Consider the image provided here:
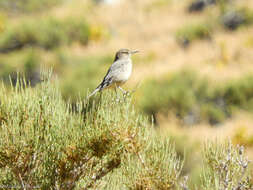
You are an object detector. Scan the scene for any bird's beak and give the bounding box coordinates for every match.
[130,50,139,54]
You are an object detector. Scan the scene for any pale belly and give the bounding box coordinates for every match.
[114,62,132,85]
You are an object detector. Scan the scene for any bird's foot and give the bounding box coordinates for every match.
[123,91,130,97]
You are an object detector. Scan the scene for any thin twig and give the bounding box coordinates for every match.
[19,173,26,190]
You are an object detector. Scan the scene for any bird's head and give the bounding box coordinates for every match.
[114,49,139,61]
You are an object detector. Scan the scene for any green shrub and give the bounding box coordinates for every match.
[0,17,90,52]
[177,2,253,44]
[201,141,253,190]
[233,127,253,148]
[0,70,183,189]
[220,7,253,30]
[139,71,213,124]
[101,135,183,190]
[145,0,172,12]
[139,71,253,125]
[243,7,253,25]
[0,48,41,86]
[0,0,62,14]
[0,70,252,189]
[0,48,113,99]
[216,0,231,14]
[175,23,212,46]
[223,76,253,110]
[58,53,113,100]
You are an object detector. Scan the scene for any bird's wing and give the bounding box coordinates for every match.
[98,59,128,90]
[88,59,129,98]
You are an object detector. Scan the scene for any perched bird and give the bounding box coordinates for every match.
[88,49,139,98]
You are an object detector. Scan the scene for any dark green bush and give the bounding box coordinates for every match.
[0,48,113,100]
[58,53,113,100]
[0,0,62,14]
[139,71,253,125]
[140,71,198,117]
[0,48,41,86]
[0,70,184,189]
[175,23,212,47]
[221,8,253,30]
[0,17,90,52]
[243,7,253,25]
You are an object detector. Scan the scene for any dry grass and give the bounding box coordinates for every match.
[157,111,253,159]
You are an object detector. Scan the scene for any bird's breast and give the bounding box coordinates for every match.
[123,61,132,79]
[116,60,132,83]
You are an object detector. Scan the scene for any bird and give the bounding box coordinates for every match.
[88,49,139,98]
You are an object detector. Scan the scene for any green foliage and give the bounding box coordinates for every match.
[233,127,253,148]
[175,22,212,46]
[145,0,172,12]
[221,75,253,112]
[120,137,182,190]
[0,71,252,189]
[139,71,198,117]
[0,17,90,52]
[58,53,113,100]
[243,7,253,25]
[179,1,253,45]
[216,0,231,14]
[139,71,253,125]
[201,141,253,190]
[0,70,184,189]
[0,48,113,100]
[0,0,62,14]
[0,48,41,86]
[220,7,253,30]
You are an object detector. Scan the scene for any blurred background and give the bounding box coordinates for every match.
[0,0,253,185]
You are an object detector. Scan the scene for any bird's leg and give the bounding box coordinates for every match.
[114,85,120,102]
[118,86,127,94]
[118,86,130,98]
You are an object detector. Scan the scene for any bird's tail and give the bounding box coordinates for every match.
[87,85,101,99]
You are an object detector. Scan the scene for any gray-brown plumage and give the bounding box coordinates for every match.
[88,49,139,98]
